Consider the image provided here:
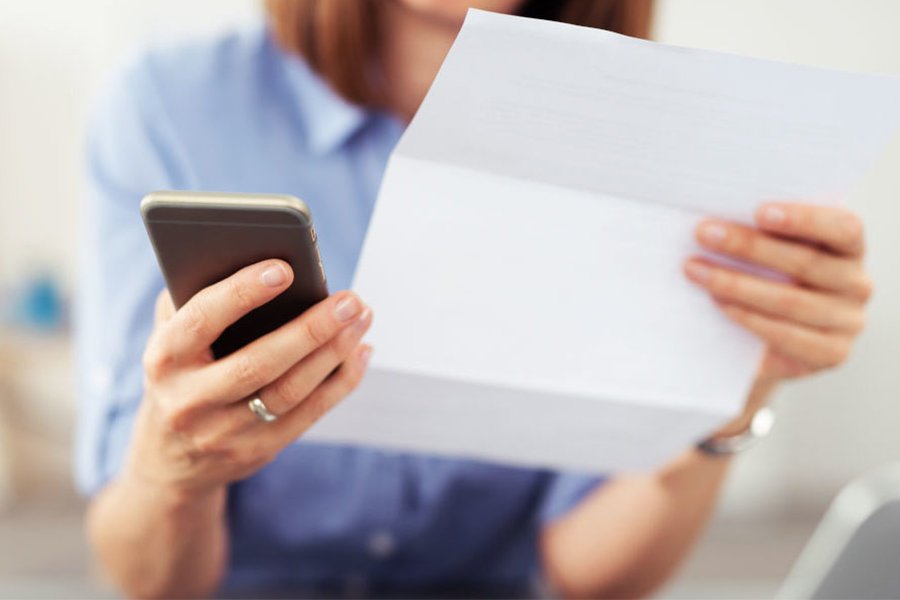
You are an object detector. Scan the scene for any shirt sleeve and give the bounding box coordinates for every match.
[539,471,607,525]
[74,53,193,495]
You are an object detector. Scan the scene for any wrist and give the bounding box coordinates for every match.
[696,377,778,457]
[118,463,226,516]
[712,408,756,439]
[122,401,227,512]
[712,377,778,439]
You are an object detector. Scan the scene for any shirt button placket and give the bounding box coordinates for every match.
[363,451,404,564]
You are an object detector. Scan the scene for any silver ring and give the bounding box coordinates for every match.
[248,397,278,423]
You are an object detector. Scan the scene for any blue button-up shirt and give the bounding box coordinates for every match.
[75,20,604,596]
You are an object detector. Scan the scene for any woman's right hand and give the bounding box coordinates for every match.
[124,258,373,498]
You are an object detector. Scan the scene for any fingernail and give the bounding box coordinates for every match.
[699,222,727,246]
[685,261,713,283]
[334,295,362,322]
[760,205,786,226]
[261,264,287,287]
[352,307,372,332]
[359,345,373,366]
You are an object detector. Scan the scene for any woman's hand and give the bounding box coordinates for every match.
[684,203,871,384]
[544,203,872,599]
[125,258,373,498]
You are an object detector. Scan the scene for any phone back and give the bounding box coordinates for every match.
[141,191,328,358]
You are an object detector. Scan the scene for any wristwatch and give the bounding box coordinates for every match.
[696,405,776,456]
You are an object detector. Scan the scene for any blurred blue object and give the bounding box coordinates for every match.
[8,272,67,332]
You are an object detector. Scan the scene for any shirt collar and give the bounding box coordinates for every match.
[275,38,371,156]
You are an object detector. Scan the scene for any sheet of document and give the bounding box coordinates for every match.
[305,9,900,472]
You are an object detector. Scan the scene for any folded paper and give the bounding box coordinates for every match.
[305,9,900,472]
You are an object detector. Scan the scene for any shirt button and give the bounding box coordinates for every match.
[367,530,396,559]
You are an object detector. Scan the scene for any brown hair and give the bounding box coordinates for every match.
[265,0,654,107]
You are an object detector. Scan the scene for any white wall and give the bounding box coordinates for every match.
[1,0,898,518]
[0,0,256,286]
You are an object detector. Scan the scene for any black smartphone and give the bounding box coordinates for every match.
[140,191,329,358]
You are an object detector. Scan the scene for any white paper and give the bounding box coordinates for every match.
[305,10,900,472]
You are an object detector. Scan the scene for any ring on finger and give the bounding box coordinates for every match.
[248,396,279,423]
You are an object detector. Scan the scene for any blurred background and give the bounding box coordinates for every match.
[1,0,898,597]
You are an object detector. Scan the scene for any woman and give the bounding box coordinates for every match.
[77,0,871,597]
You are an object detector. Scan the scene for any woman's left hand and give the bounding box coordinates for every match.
[684,202,872,383]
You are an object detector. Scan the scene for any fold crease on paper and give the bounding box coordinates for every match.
[305,9,900,473]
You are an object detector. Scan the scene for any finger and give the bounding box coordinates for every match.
[157,260,294,362]
[198,291,366,405]
[684,259,865,333]
[199,344,369,474]
[755,203,865,258]
[695,220,873,300]
[255,307,373,418]
[268,343,373,447]
[214,307,373,431]
[716,302,852,370]
[144,290,182,380]
[154,289,176,324]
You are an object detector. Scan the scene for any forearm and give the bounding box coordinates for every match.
[87,472,228,599]
[542,380,777,598]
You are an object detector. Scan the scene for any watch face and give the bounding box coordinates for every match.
[750,406,776,437]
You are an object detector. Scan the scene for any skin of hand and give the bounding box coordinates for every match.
[88,259,373,597]
[684,202,871,427]
[129,259,374,494]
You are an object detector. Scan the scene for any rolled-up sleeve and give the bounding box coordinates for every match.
[74,54,191,495]
[539,472,607,525]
